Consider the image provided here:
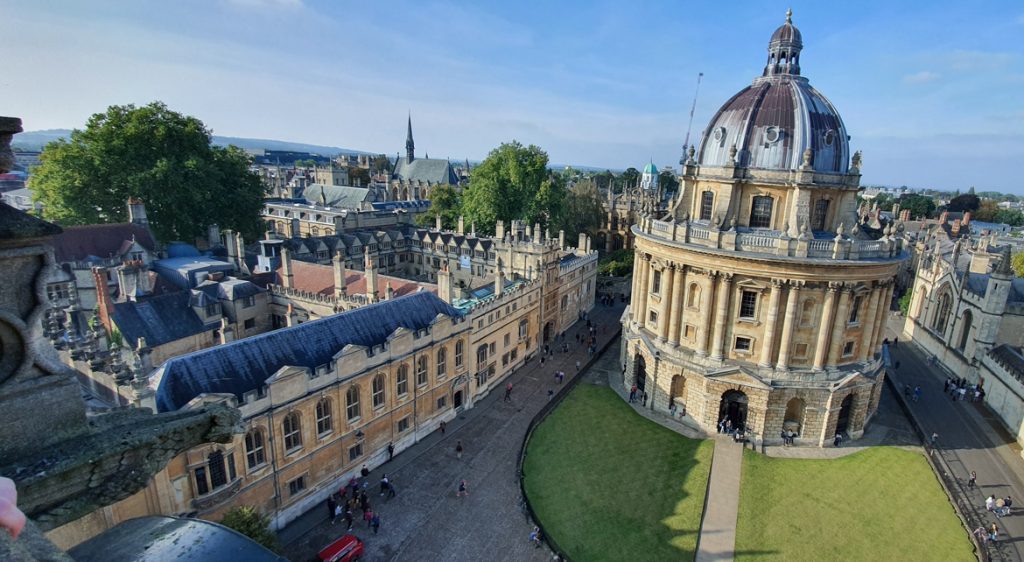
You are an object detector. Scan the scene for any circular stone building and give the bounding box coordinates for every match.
[620,11,906,446]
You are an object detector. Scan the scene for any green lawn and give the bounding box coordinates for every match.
[736,447,975,562]
[523,384,713,561]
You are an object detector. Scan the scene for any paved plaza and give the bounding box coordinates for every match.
[279,300,627,561]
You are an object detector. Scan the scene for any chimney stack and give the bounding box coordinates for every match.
[219,317,235,344]
[281,247,294,288]
[435,214,442,231]
[437,260,453,304]
[558,230,565,250]
[126,197,148,227]
[333,250,347,298]
[495,262,505,296]
[457,216,465,235]
[495,220,505,240]
[578,232,587,251]
[963,211,972,226]
[364,247,378,303]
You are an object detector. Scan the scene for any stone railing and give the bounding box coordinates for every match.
[639,216,904,261]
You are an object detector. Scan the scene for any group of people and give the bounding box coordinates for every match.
[902,384,922,402]
[944,376,985,403]
[627,384,648,406]
[985,494,1013,518]
[326,466,387,534]
[717,417,747,443]
[779,429,798,446]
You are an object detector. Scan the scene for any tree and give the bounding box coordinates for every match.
[461,141,559,234]
[371,154,391,174]
[556,179,605,242]
[220,506,280,553]
[658,170,679,193]
[618,167,640,191]
[946,193,980,213]
[994,209,1024,227]
[31,102,265,242]
[415,183,462,229]
[347,166,370,186]
[294,159,317,168]
[898,287,913,316]
[898,194,936,219]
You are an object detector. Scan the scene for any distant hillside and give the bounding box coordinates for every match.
[13,129,376,157]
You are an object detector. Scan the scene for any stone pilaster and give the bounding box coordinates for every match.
[859,284,882,362]
[710,273,733,360]
[668,264,686,346]
[697,272,717,356]
[776,282,801,369]
[658,265,675,341]
[636,255,651,329]
[759,279,784,367]
[813,284,839,370]
[827,287,853,365]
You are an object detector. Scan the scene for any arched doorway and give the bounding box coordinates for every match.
[784,397,805,436]
[543,322,553,343]
[836,394,855,435]
[634,354,647,393]
[453,390,463,408]
[719,390,748,430]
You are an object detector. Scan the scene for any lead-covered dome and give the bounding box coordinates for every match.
[697,10,850,174]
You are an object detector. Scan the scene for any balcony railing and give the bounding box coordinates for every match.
[637,216,904,261]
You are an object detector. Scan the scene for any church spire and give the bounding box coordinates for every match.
[406,112,415,163]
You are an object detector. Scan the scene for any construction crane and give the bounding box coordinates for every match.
[680,72,703,165]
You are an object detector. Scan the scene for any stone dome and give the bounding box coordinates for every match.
[643,162,658,175]
[696,10,850,174]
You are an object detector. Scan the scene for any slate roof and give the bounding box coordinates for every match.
[112,291,214,349]
[989,344,1024,383]
[392,157,459,185]
[154,292,461,412]
[51,223,155,262]
[302,184,374,208]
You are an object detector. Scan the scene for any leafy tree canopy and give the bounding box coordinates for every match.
[415,183,462,230]
[220,506,280,553]
[1012,252,1024,278]
[31,102,265,242]
[371,154,391,174]
[946,193,980,213]
[461,141,563,234]
[619,167,640,190]
[555,178,605,242]
[898,194,937,220]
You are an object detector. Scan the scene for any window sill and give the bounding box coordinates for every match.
[284,446,303,457]
[317,431,333,441]
[737,317,760,326]
[733,349,753,356]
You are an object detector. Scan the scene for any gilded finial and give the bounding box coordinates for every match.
[786,8,793,22]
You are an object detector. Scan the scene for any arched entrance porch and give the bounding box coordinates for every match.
[719,390,748,430]
[633,354,646,393]
[836,394,855,436]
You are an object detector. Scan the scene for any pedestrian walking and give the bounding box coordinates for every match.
[388,442,395,461]
[504,382,513,402]
[913,386,921,402]
[457,479,468,497]
[363,507,374,526]
[379,474,390,497]
[958,387,966,401]
[547,389,555,400]
[968,471,977,488]
[343,508,354,531]
[371,513,381,534]
[440,420,446,435]
[894,337,899,348]
[986,495,996,512]
[333,504,343,525]
[456,440,464,459]
[974,526,988,544]
[903,384,911,399]
[575,360,581,372]
[530,526,542,548]
[360,464,370,480]
[558,371,565,384]
[642,392,648,407]
[629,385,637,403]
[387,478,397,499]
[930,432,939,447]
[990,523,999,542]
[327,496,337,522]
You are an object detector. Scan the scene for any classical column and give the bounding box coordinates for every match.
[629,252,642,323]
[667,264,686,345]
[812,284,839,370]
[710,273,733,361]
[871,283,893,354]
[634,255,650,325]
[658,265,675,342]
[696,272,717,356]
[858,284,882,362]
[759,279,784,367]
[826,286,853,366]
[776,281,801,369]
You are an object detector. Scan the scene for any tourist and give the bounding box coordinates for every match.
[530,526,542,548]
[547,389,555,400]
[944,378,951,392]
[371,513,381,534]
[642,392,648,407]
[968,471,977,488]
[973,526,988,544]
[913,386,921,402]
[457,479,468,497]
[386,478,397,499]
[504,383,513,402]
[380,474,390,497]
[1001,496,1013,517]
[986,495,996,512]
[359,492,369,513]
[958,387,967,401]
[440,420,446,435]
[894,337,899,348]
[575,359,581,372]
[343,508,354,531]
[718,417,726,434]
[629,385,638,403]
[388,442,395,461]
[558,371,565,384]
[903,384,911,399]
[333,503,343,525]
[780,430,788,447]
[990,523,999,542]
[363,507,374,527]
[930,432,939,447]
[725,419,733,435]
[456,440,464,459]
[833,433,843,447]
[327,496,338,524]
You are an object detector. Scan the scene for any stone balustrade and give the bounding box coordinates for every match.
[638,216,903,261]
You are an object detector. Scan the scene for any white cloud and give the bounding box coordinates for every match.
[902,71,940,84]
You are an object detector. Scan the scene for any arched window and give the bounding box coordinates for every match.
[800,299,816,327]
[958,310,973,351]
[194,449,236,496]
[749,195,773,228]
[282,412,302,451]
[372,374,386,408]
[687,283,701,308]
[455,340,464,368]
[315,398,332,436]
[416,356,429,386]
[437,348,447,378]
[700,191,714,221]
[932,291,952,334]
[346,386,361,421]
[477,344,488,364]
[244,429,266,470]
[812,199,830,231]
[396,364,409,396]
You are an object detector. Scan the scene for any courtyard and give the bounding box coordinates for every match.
[523,384,714,561]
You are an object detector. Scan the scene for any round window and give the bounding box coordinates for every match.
[713,127,726,142]
[824,129,835,146]
[764,127,781,143]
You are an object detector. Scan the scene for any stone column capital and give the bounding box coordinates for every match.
[770,278,785,289]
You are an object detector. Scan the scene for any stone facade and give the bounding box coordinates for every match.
[619,14,905,447]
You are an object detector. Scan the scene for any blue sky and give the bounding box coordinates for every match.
[2,0,1022,192]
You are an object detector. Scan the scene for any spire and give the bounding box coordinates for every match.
[406,112,415,163]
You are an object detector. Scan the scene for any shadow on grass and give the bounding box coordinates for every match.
[523,385,713,561]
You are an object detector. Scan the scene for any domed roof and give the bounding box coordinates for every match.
[643,162,658,174]
[696,10,850,174]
